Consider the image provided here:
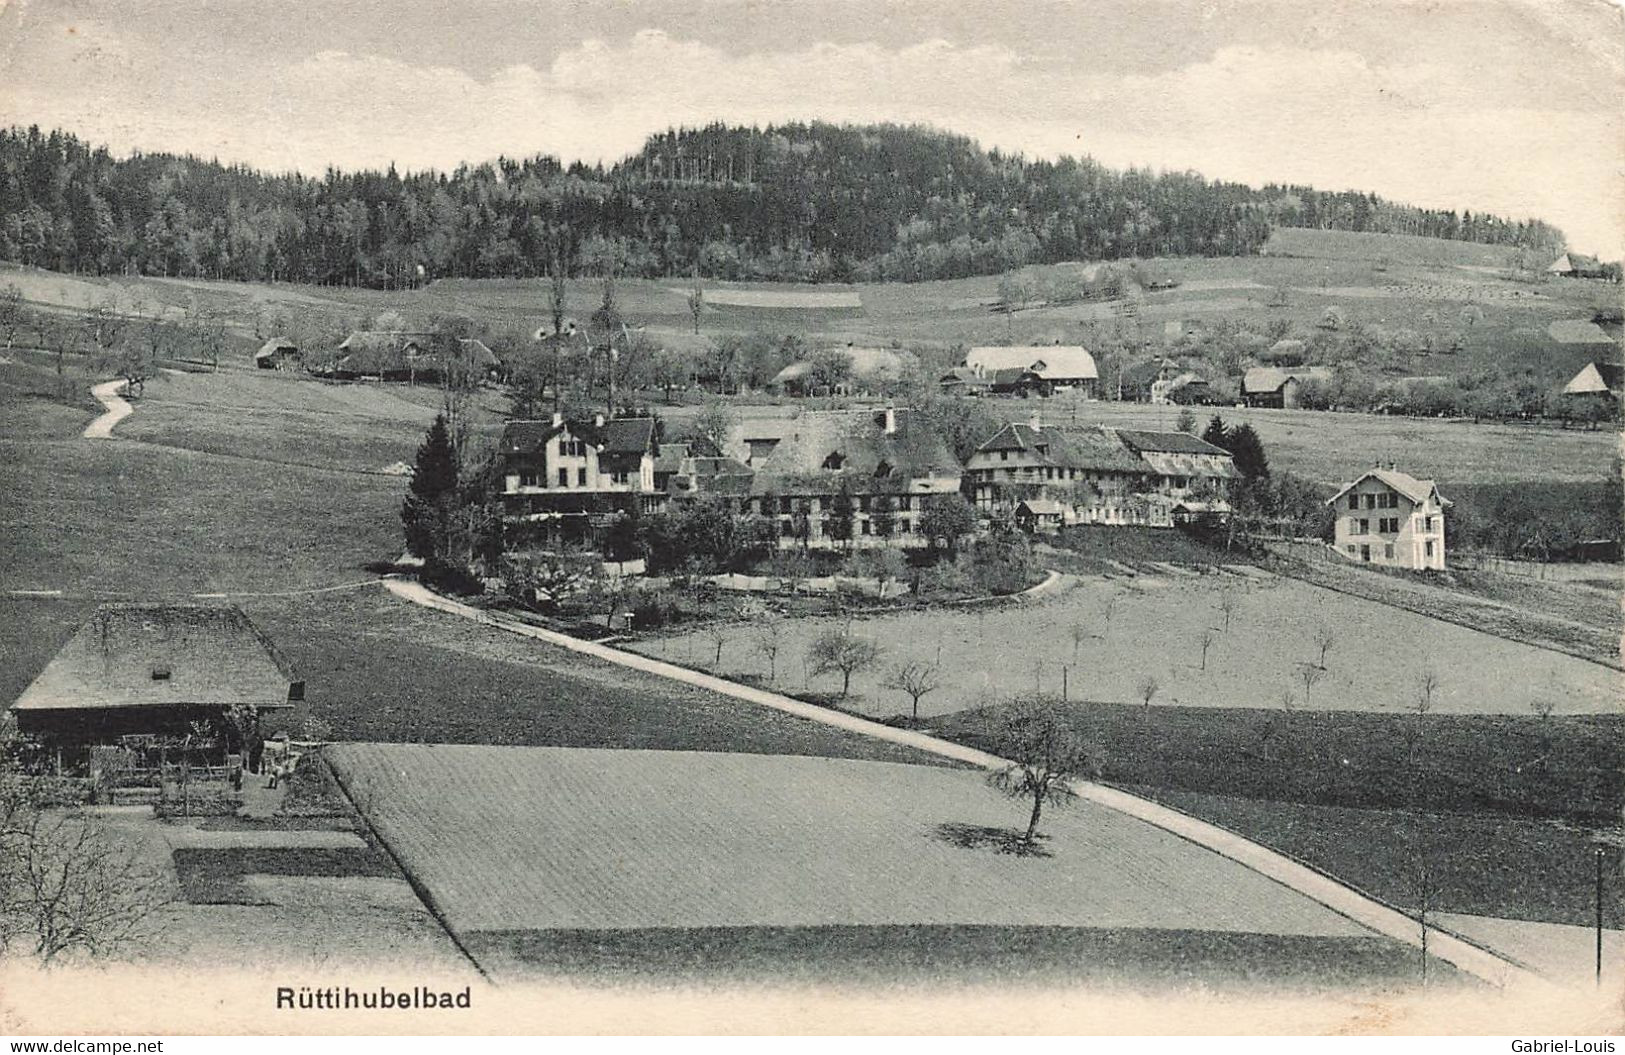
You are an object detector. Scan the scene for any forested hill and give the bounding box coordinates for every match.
[0,122,1566,289]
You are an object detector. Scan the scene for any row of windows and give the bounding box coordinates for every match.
[1347,515,1437,535]
[748,495,915,514]
[1348,491,1401,510]
[777,518,918,537]
[1346,540,1437,559]
[516,467,637,489]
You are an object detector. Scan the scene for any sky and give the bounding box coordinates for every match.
[1,0,1621,256]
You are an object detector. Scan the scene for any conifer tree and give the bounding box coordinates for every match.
[401,413,459,561]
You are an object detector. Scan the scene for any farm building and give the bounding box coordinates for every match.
[499,414,662,542]
[1118,358,1180,402]
[962,345,1098,397]
[769,345,917,396]
[1562,361,1623,400]
[965,421,1230,528]
[1547,252,1612,279]
[1014,498,1065,534]
[1151,371,1211,405]
[1115,430,1237,502]
[938,366,994,396]
[696,407,962,548]
[1327,465,1449,570]
[253,337,301,370]
[1242,366,1332,409]
[320,331,500,382]
[10,604,302,755]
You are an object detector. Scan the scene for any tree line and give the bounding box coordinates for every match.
[0,122,1567,288]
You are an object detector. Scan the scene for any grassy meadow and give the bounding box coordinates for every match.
[627,569,1621,720]
[329,742,1444,988]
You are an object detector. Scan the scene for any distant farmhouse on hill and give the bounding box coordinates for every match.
[253,337,301,370]
[315,331,499,383]
[1242,366,1333,409]
[1562,361,1623,400]
[961,345,1099,398]
[1547,252,1611,279]
[770,345,917,397]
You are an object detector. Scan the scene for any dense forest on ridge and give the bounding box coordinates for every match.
[0,122,1568,288]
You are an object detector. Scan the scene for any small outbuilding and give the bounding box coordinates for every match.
[254,337,301,370]
[1014,498,1066,535]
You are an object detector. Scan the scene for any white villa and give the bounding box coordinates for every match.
[1327,466,1450,570]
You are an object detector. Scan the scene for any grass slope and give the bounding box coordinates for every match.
[329,743,1437,987]
[936,703,1622,825]
[249,590,939,763]
[1148,790,1619,929]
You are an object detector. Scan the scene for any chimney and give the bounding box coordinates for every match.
[1030,408,1043,431]
[882,404,897,435]
[551,412,563,428]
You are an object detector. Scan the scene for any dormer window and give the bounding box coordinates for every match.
[822,451,846,470]
[151,666,171,681]
[874,460,893,478]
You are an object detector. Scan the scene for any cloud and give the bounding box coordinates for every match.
[1,21,1619,254]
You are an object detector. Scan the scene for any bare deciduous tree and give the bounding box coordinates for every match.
[1415,670,1440,717]
[1312,624,1336,669]
[807,628,883,699]
[1136,675,1160,711]
[1298,663,1324,707]
[1218,591,1239,631]
[884,660,942,721]
[1069,620,1090,663]
[752,621,783,683]
[985,697,1099,847]
[1,741,168,964]
[1198,629,1217,671]
[702,622,730,667]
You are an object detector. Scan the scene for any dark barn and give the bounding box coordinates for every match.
[10,603,302,754]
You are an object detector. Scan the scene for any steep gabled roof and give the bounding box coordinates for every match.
[14,604,299,713]
[965,346,1098,380]
[653,443,691,474]
[1115,430,1231,457]
[974,424,1150,473]
[1326,468,1451,508]
[501,417,656,457]
[1243,365,1332,394]
[254,337,298,360]
[751,408,958,490]
[1564,362,1625,395]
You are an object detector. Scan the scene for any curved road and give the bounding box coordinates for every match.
[383,576,1552,993]
[84,378,133,438]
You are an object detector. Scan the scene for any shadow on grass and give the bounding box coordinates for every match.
[466,924,1462,991]
[932,821,1053,858]
[172,846,395,904]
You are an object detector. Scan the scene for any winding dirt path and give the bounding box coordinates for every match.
[83,378,133,438]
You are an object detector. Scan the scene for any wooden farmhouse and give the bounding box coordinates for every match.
[10,604,302,762]
[962,345,1099,398]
